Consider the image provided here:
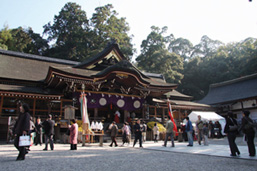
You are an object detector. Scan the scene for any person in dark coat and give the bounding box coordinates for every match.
[34,117,43,146]
[109,121,118,147]
[224,111,240,156]
[133,119,143,148]
[239,111,256,157]
[42,114,55,151]
[13,103,31,161]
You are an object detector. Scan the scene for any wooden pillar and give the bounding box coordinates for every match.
[124,110,128,122]
[94,108,98,120]
[162,108,165,122]
[0,96,3,116]
[33,98,36,118]
[142,106,145,119]
[60,99,63,118]
[154,106,157,118]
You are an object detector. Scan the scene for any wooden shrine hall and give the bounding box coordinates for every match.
[0,42,211,141]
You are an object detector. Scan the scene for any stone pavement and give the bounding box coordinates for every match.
[0,137,256,171]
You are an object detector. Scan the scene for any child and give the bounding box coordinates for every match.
[153,123,159,143]
[202,123,209,146]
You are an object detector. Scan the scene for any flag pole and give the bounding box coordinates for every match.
[167,99,178,136]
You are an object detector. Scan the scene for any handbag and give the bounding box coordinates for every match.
[229,125,238,131]
[19,135,31,147]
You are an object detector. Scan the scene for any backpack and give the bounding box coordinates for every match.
[244,118,255,130]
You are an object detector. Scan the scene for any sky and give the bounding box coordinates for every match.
[1,0,257,60]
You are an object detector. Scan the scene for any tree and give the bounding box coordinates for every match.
[24,28,49,55]
[0,26,48,55]
[191,35,224,58]
[90,4,134,60]
[43,2,90,60]
[136,26,183,83]
[168,37,194,61]
[8,27,31,52]
[0,25,12,50]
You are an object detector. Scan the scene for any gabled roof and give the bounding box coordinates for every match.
[198,73,257,105]
[74,43,126,69]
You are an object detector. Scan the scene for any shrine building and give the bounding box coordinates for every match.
[0,42,212,140]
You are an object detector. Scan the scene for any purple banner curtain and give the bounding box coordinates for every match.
[73,92,144,112]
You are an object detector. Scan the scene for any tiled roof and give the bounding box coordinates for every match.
[198,73,257,105]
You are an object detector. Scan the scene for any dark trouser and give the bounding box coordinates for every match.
[164,132,174,147]
[154,134,158,142]
[70,144,77,150]
[133,133,142,147]
[35,132,42,145]
[246,134,256,156]
[197,129,202,144]
[110,136,118,146]
[14,135,27,159]
[227,132,240,155]
[44,134,54,150]
[122,133,128,144]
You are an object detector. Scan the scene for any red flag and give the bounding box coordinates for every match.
[167,101,178,136]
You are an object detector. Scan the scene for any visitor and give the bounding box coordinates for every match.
[208,121,214,138]
[109,121,118,147]
[153,123,159,143]
[133,119,143,148]
[163,116,175,147]
[202,123,209,146]
[69,119,78,150]
[224,111,240,157]
[196,115,203,145]
[239,111,256,157]
[34,117,43,146]
[121,122,130,146]
[13,103,30,161]
[185,117,193,147]
[42,114,55,151]
[142,121,147,142]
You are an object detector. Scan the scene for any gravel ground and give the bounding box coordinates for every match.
[0,140,257,171]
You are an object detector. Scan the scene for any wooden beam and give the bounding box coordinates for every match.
[0,96,3,116]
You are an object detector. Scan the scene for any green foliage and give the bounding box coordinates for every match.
[178,37,257,100]
[136,26,183,84]
[43,2,89,60]
[90,4,134,60]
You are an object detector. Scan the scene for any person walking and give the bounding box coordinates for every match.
[69,119,78,150]
[121,122,130,146]
[239,111,256,157]
[133,119,143,148]
[109,121,118,147]
[13,103,31,161]
[224,111,240,157]
[196,115,203,145]
[185,117,193,147]
[142,121,147,142]
[42,114,55,151]
[202,123,209,146]
[208,121,215,138]
[34,117,43,146]
[153,123,159,143]
[163,116,175,147]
